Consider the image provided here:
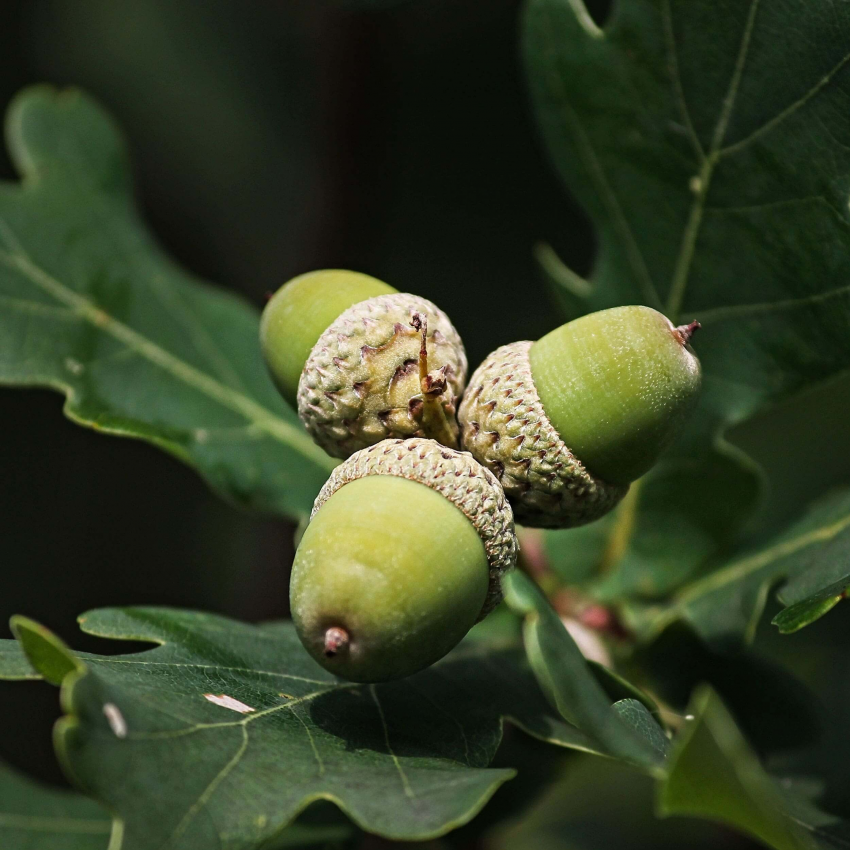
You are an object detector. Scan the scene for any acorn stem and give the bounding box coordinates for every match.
[411,313,458,449]
[324,627,349,657]
[413,313,433,392]
[675,320,701,345]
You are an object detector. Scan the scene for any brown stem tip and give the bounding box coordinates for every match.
[323,627,349,658]
[675,320,701,345]
[413,312,448,399]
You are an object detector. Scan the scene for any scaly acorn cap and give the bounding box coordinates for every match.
[458,340,628,529]
[297,293,468,459]
[311,437,517,619]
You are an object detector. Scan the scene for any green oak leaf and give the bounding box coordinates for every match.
[0,86,335,520]
[7,607,612,848]
[628,487,850,648]
[658,687,842,850]
[502,571,665,772]
[525,0,850,600]
[0,760,112,850]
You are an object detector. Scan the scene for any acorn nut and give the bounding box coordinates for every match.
[260,269,468,458]
[459,306,701,528]
[290,437,517,682]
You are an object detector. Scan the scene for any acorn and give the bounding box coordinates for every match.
[260,269,468,458]
[459,306,701,528]
[290,437,517,682]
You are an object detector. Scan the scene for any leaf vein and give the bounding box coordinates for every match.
[371,684,415,801]
[145,272,249,394]
[168,725,249,845]
[721,47,850,158]
[89,657,332,684]
[696,284,850,325]
[677,510,850,604]
[665,0,761,319]
[0,234,335,473]
[662,0,705,162]
[292,705,326,777]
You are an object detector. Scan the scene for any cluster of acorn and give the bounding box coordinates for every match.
[260,270,701,683]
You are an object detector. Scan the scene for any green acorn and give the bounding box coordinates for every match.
[459,306,701,528]
[290,438,517,682]
[260,269,467,458]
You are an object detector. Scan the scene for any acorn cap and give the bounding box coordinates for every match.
[458,341,628,529]
[298,294,468,459]
[312,437,517,618]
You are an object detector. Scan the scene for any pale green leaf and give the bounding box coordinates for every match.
[0,86,335,520]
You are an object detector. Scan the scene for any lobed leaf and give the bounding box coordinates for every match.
[525,0,850,604]
[0,86,335,521]
[627,487,850,647]
[6,606,611,848]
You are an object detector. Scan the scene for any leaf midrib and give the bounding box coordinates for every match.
[663,0,850,321]
[677,509,850,605]
[0,238,336,473]
[664,0,760,321]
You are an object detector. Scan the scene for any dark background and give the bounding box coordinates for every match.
[0,2,848,847]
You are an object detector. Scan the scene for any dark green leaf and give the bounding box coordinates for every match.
[629,487,850,648]
[658,688,812,850]
[524,0,850,600]
[640,624,821,757]
[0,86,335,520]
[0,760,111,850]
[10,607,600,847]
[612,699,669,760]
[502,570,663,771]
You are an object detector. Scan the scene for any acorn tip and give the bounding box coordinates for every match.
[324,626,349,658]
[675,320,701,345]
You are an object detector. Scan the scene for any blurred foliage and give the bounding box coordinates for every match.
[0,0,581,792]
[0,0,848,848]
